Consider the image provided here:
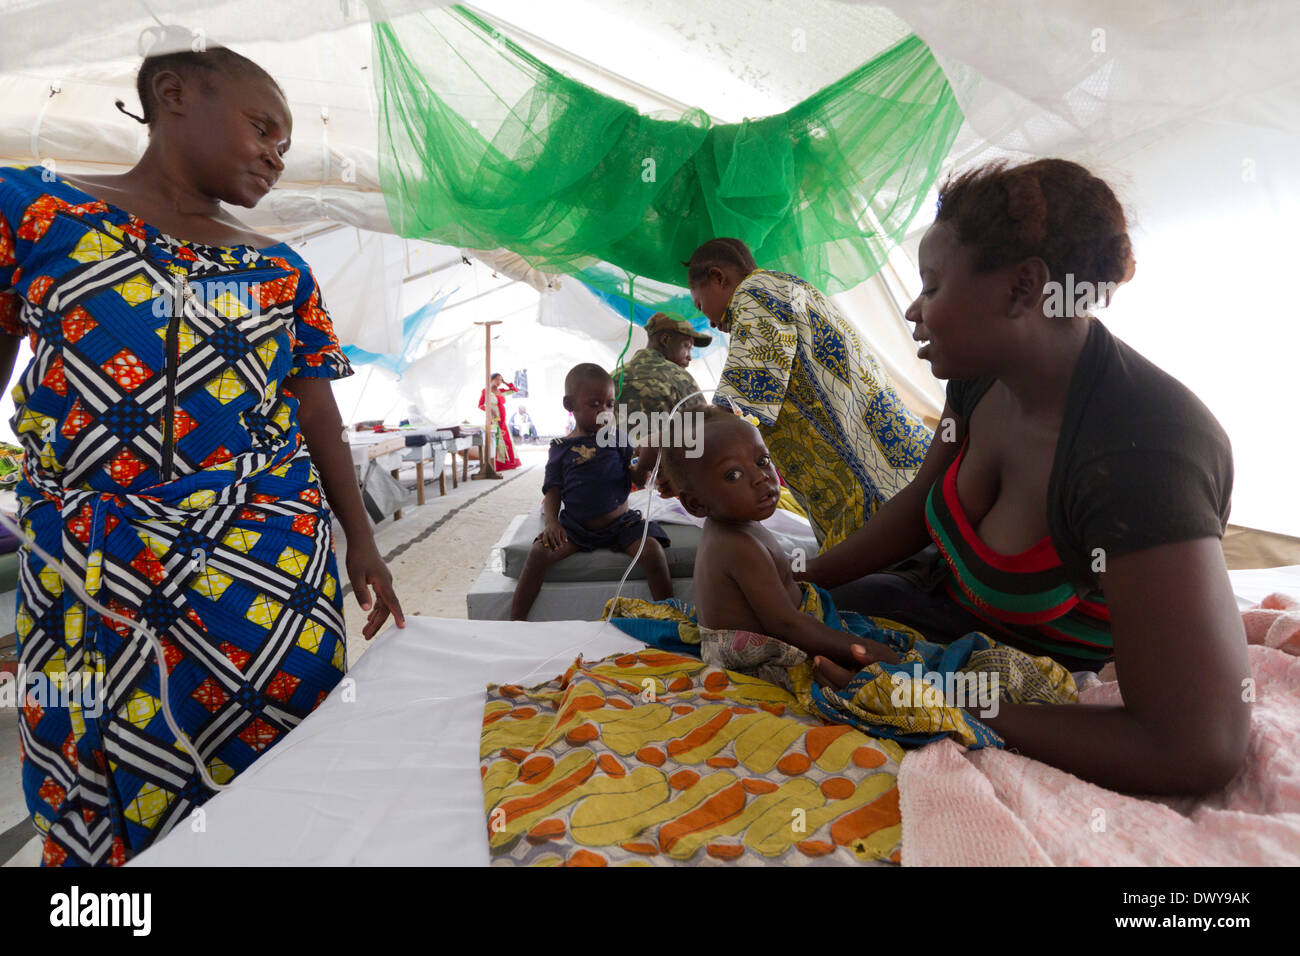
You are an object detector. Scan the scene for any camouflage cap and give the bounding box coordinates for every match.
[646,311,712,347]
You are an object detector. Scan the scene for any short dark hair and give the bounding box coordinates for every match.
[935,158,1135,293]
[564,363,613,396]
[684,238,758,286]
[131,44,282,126]
[658,405,738,492]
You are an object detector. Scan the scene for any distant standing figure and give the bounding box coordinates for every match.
[479,372,521,470]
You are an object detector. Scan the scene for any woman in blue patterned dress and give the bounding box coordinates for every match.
[0,44,405,865]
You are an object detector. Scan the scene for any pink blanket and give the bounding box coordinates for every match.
[899,594,1300,866]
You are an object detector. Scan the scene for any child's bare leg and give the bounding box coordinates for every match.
[626,537,672,600]
[511,539,580,620]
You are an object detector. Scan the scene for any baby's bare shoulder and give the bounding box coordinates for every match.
[701,520,775,560]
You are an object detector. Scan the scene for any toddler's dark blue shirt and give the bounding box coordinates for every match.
[543,432,633,523]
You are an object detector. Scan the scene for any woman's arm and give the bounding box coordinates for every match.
[727,532,897,668]
[283,377,405,639]
[802,401,964,589]
[979,537,1251,796]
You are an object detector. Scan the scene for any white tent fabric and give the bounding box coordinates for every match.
[877,0,1300,155]
[0,0,1295,530]
[291,227,406,354]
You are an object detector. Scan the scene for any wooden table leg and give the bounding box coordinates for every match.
[439,466,446,496]
[391,467,403,520]
[450,452,459,488]
[462,450,470,481]
[415,461,426,506]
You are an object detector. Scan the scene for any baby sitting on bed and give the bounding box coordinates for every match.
[509,364,674,620]
[661,407,898,690]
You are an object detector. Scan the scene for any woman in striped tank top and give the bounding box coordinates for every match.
[802,159,1250,796]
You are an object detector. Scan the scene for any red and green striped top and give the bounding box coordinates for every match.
[925,437,1113,663]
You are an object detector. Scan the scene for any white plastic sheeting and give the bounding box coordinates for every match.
[0,0,1296,528]
[876,0,1300,155]
[130,616,643,866]
[293,227,406,355]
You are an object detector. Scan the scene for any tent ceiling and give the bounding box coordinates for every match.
[467,0,911,122]
[1,0,1297,531]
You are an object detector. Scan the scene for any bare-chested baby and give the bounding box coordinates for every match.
[660,407,898,690]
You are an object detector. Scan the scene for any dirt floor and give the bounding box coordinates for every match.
[337,442,547,665]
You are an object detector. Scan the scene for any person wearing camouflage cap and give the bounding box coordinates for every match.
[615,311,711,423]
[612,312,711,489]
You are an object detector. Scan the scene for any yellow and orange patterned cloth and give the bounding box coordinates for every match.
[480,649,904,866]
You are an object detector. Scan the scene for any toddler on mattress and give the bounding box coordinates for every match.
[509,363,673,619]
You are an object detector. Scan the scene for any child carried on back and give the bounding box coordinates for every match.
[660,407,898,690]
[509,364,674,620]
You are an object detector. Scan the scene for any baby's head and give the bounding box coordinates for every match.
[662,407,780,523]
[563,363,615,434]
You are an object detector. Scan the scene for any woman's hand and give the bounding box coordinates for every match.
[346,540,406,639]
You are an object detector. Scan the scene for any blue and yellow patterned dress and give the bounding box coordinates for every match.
[0,166,353,866]
[715,270,932,549]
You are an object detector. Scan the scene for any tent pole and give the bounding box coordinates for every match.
[472,319,503,480]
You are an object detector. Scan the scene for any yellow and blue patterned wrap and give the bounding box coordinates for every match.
[606,583,1078,749]
[714,270,933,549]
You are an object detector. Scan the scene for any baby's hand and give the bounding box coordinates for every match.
[850,640,899,667]
[812,641,899,690]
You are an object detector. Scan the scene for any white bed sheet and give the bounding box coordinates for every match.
[132,618,639,866]
[133,566,1300,867]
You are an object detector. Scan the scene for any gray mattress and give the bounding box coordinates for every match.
[502,511,703,582]
[500,511,820,584]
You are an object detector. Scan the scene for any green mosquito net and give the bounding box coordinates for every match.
[372,4,962,318]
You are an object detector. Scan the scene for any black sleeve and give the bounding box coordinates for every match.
[945,376,995,418]
[1066,426,1233,567]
